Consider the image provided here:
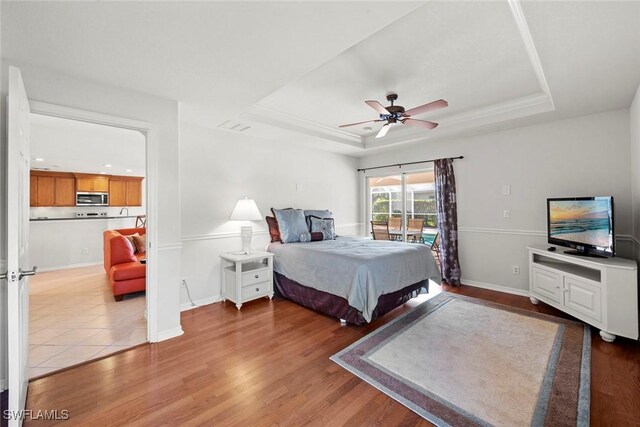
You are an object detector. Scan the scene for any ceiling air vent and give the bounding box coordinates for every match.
[218,120,251,132]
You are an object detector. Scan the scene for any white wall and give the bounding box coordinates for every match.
[631,84,640,263]
[359,109,633,295]
[179,123,360,308]
[29,217,141,271]
[0,61,183,389]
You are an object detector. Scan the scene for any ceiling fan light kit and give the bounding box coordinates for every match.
[340,93,448,139]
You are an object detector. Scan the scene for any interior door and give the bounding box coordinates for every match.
[6,66,36,426]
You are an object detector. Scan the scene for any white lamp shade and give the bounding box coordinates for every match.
[229,197,262,221]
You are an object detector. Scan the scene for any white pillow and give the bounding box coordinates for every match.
[272,208,308,243]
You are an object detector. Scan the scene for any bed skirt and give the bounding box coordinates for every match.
[273,272,429,325]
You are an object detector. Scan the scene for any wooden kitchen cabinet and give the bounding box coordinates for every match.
[109,179,127,206]
[30,171,143,207]
[30,175,38,206]
[109,176,143,206]
[125,178,143,206]
[32,175,55,206]
[54,176,76,206]
[30,171,76,207]
[75,174,109,192]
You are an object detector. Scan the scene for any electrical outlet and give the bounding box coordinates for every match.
[82,248,89,255]
[512,266,520,275]
[502,185,511,196]
[181,277,187,287]
[503,210,511,218]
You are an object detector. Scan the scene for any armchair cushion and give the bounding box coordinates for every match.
[110,236,137,265]
[111,262,146,281]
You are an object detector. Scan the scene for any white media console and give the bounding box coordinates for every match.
[528,246,638,342]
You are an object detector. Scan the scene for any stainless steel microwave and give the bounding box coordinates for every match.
[76,192,109,206]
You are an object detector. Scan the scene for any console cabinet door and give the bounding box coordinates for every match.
[564,277,602,322]
[531,266,563,304]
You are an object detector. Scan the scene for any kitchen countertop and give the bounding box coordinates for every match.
[30,215,140,222]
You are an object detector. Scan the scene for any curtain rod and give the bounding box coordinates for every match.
[357,156,464,173]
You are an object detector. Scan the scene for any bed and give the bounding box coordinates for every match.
[266,236,441,324]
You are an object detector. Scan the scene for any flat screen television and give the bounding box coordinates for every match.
[547,196,615,257]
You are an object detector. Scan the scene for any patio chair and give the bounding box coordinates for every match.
[431,232,442,273]
[388,217,402,241]
[135,215,147,228]
[371,221,391,240]
[407,218,424,243]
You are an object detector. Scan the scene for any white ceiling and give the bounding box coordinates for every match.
[30,114,146,176]
[3,1,640,156]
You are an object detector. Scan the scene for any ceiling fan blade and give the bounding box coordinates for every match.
[375,123,390,139]
[403,118,439,130]
[404,99,448,117]
[365,100,391,115]
[339,119,382,128]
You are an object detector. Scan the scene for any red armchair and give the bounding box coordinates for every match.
[103,227,146,301]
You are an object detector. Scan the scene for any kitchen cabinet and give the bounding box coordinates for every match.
[125,178,143,206]
[30,171,76,207]
[109,179,127,206]
[109,176,143,206]
[30,171,143,207]
[54,176,76,206]
[75,174,109,192]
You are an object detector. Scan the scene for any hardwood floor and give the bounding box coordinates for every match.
[24,284,640,426]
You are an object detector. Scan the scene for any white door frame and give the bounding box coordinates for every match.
[29,100,160,342]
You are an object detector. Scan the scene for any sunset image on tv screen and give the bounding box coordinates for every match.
[549,199,612,248]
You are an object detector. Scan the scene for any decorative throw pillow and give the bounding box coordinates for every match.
[310,232,324,242]
[304,209,333,230]
[132,234,146,254]
[265,216,281,243]
[309,216,336,240]
[299,231,311,243]
[111,236,137,264]
[125,233,140,253]
[272,208,308,244]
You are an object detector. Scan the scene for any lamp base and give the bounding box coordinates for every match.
[239,225,253,254]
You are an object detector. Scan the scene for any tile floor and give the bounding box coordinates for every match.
[29,265,146,378]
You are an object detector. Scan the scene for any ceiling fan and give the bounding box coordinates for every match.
[340,93,448,139]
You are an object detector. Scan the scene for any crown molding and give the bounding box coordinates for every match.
[242,104,364,148]
[508,0,554,103]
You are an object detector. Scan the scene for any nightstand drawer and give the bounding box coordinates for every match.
[242,267,270,286]
[241,280,271,300]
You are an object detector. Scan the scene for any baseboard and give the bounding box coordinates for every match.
[37,261,102,272]
[461,279,530,297]
[156,326,184,342]
[180,295,222,312]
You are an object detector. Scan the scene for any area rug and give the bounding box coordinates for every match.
[330,293,590,426]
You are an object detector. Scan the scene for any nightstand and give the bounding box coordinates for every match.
[220,251,274,310]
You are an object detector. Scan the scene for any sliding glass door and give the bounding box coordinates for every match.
[404,171,437,245]
[367,170,437,243]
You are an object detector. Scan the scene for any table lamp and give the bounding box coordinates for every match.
[229,197,262,254]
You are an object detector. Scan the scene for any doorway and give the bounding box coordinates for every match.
[26,109,150,379]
